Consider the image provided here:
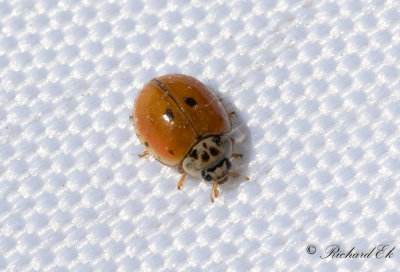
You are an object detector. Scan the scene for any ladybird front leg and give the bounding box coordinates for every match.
[177,166,187,190]
[210,180,220,203]
[228,172,249,181]
[178,165,185,174]
[229,137,243,158]
[177,174,186,190]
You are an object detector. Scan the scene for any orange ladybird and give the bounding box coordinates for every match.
[132,74,248,202]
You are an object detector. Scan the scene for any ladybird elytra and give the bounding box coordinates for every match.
[132,74,248,202]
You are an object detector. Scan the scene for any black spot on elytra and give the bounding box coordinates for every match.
[184,97,197,107]
[203,142,207,148]
[190,149,198,159]
[168,149,174,155]
[164,108,174,121]
[210,147,219,156]
[144,142,149,147]
[201,151,210,162]
[212,136,222,146]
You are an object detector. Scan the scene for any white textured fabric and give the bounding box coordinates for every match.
[1,0,400,271]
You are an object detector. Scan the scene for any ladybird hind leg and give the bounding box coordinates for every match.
[210,180,220,203]
[139,150,149,157]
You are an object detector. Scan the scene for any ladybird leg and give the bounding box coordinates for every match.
[229,137,243,158]
[228,172,249,181]
[177,174,186,190]
[139,150,149,158]
[210,180,220,203]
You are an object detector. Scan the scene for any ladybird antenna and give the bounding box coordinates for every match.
[228,172,249,181]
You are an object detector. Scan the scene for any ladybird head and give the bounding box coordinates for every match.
[182,135,233,183]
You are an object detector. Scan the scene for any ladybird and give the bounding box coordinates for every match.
[132,74,248,202]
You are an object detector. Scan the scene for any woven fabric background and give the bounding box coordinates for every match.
[1,0,400,271]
